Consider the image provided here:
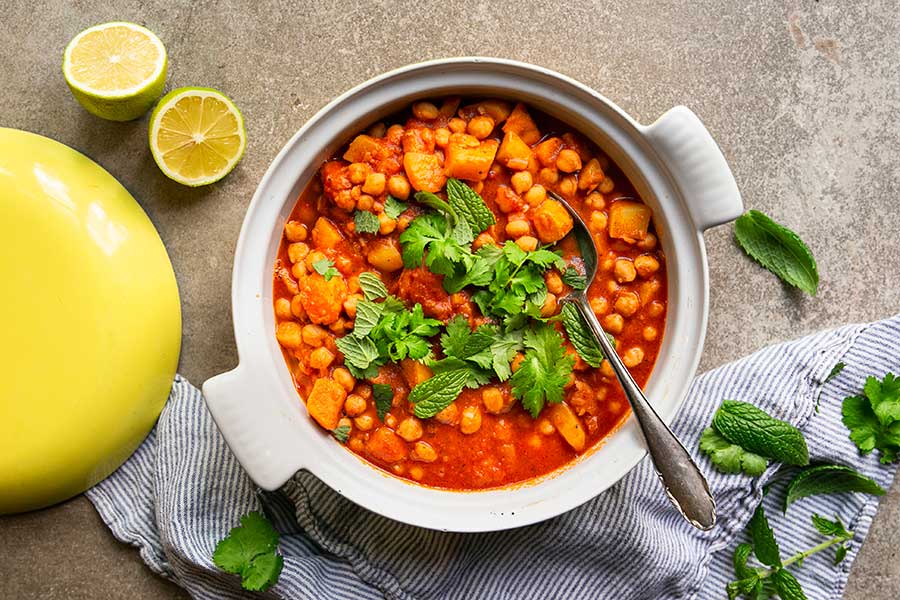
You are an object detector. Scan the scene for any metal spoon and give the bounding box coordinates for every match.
[548,190,717,530]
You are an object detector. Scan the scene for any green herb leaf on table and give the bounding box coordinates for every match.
[411,368,470,418]
[312,257,339,281]
[699,426,768,476]
[748,503,782,567]
[561,303,604,368]
[713,400,809,466]
[372,383,393,421]
[357,272,388,300]
[771,568,808,600]
[842,372,900,463]
[784,464,885,512]
[825,362,846,384]
[734,210,819,296]
[446,177,495,233]
[834,544,848,565]
[383,196,408,219]
[561,266,587,290]
[511,324,574,417]
[331,424,350,443]
[354,210,381,234]
[212,511,283,592]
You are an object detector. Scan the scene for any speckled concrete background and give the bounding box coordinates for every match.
[1,1,898,598]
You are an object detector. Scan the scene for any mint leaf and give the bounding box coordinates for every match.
[357,272,388,300]
[811,514,851,539]
[213,511,283,592]
[784,464,885,511]
[411,368,469,418]
[834,544,848,564]
[353,300,383,337]
[842,372,900,463]
[372,383,393,421]
[748,503,782,567]
[699,426,768,476]
[734,210,818,296]
[825,362,845,384]
[713,400,809,466]
[771,568,807,600]
[511,324,574,417]
[561,266,587,290]
[446,177,495,233]
[335,334,380,374]
[414,191,457,220]
[733,543,756,580]
[354,210,381,234]
[332,424,350,443]
[561,302,604,368]
[312,257,339,281]
[384,196,408,219]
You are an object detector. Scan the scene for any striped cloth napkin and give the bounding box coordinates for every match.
[86,315,900,599]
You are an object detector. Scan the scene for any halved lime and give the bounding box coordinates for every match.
[63,22,167,121]
[148,87,247,187]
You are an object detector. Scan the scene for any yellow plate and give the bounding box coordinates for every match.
[0,129,181,514]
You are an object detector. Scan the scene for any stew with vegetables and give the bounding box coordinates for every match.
[273,98,667,489]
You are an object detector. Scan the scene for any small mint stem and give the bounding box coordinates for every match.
[757,535,850,579]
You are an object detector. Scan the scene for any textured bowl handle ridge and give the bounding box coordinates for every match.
[642,106,744,231]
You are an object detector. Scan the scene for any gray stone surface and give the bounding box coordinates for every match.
[1,0,898,598]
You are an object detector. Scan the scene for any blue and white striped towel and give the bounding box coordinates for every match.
[86,315,900,600]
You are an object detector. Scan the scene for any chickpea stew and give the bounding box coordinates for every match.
[273,98,667,489]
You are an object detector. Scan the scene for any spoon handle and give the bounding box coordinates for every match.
[565,294,717,530]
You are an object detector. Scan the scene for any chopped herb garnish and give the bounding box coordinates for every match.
[331,424,350,443]
[383,196,408,219]
[312,257,339,281]
[354,210,381,234]
[561,266,587,290]
[372,383,393,421]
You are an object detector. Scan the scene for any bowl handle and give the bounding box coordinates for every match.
[202,365,308,491]
[642,106,744,231]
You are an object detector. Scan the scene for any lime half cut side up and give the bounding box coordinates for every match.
[149,87,247,187]
[63,22,167,121]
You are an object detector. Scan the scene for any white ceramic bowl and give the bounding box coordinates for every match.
[203,58,742,532]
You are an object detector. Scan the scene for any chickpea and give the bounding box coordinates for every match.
[275,322,302,348]
[387,174,411,200]
[540,292,558,317]
[647,301,665,318]
[460,406,483,434]
[601,257,615,272]
[614,292,641,317]
[539,167,559,185]
[556,149,582,173]
[634,255,660,278]
[472,232,495,250]
[434,127,450,148]
[397,417,424,442]
[585,192,606,210]
[305,249,326,272]
[602,313,624,334]
[291,261,306,279]
[290,294,306,319]
[284,220,308,242]
[505,219,531,239]
[409,465,425,481]
[354,414,374,432]
[367,122,387,138]
[354,384,372,400]
[274,297,292,320]
[524,184,547,206]
[598,176,615,194]
[333,367,355,392]
[558,175,577,197]
[538,418,556,435]
[588,211,608,235]
[412,101,439,120]
[589,296,608,314]
[511,171,533,195]
[606,280,618,294]
[348,162,370,184]
[622,347,645,368]
[309,347,335,370]
[361,172,386,196]
[375,212,396,235]
[434,402,459,425]
[600,360,616,378]
[411,441,438,463]
[392,464,405,476]
[448,117,467,133]
[482,387,504,413]
[343,294,360,318]
[348,436,364,452]
[515,235,538,252]
[385,414,398,428]
[301,324,327,347]
[614,258,637,283]
[637,232,658,251]
[467,115,495,140]
[356,194,374,211]
[643,326,658,341]
[545,271,563,295]
[333,189,355,211]
[288,242,310,264]
[344,393,367,417]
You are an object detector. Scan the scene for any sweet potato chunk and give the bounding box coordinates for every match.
[366,427,408,463]
[608,201,652,240]
[502,103,541,145]
[531,199,574,243]
[548,403,586,451]
[496,131,532,170]
[495,185,525,214]
[403,152,446,192]
[311,217,343,250]
[306,378,347,430]
[400,359,433,388]
[445,138,499,181]
[343,134,383,163]
[534,137,563,167]
[300,273,348,325]
[578,158,606,192]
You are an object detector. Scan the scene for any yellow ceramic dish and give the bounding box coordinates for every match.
[0,128,181,514]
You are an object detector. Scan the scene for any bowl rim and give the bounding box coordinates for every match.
[208,57,726,531]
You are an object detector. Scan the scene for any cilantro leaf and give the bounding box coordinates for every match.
[357,272,388,300]
[354,210,381,234]
[399,212,447,268]
[490,329,524,382]
[784,464,885,512]
[212,511,283,592]
[441,315,472,358]
[842,372,900,463]
[811,514,851,539]
[372,383,393,421]
[411,368,469,418]
[446,177,495,233]
[734,210,818,296]
[312,257,339,281]
[332,424,350,443]
[561,302,604,368]
[384,196,408,219]
[713,400,809,466]
[562,266,587,290]
[748,503,781,567]
[511,324,574,417]
[699,426,768,476]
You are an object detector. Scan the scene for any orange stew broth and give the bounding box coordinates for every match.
[273,98,667,490]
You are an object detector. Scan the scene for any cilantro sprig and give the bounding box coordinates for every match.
[213,512,284,592]
[511,324,574,417]
[312,257,339,281]
[842,372,900,463]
